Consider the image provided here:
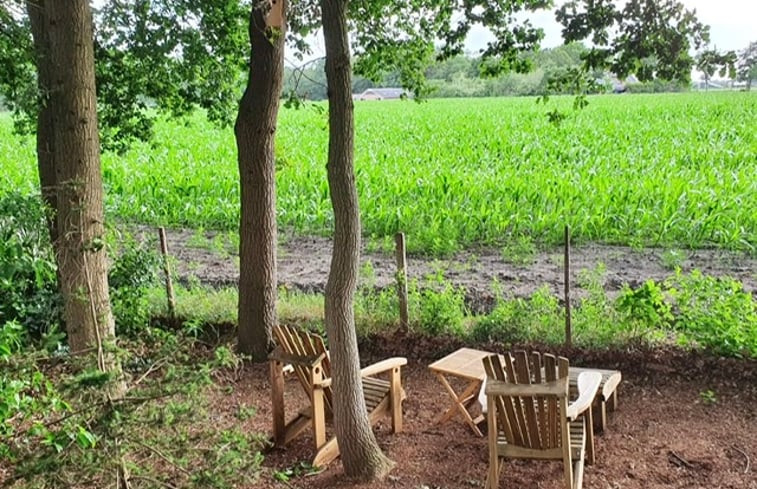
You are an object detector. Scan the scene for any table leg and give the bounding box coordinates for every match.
[434,372,484,437]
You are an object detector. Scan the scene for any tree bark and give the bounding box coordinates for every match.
[321,0,394,480]
[235,0,285,361]
[44,0,122,396]
[27,0,58,243]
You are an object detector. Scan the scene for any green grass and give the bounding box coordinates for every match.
[2,92,755,254]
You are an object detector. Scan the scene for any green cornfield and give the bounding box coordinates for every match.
[1,92,755,254]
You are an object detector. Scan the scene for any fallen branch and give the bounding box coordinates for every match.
[116,438,131,489]
[131,358,169,388]
[668,450,695,469]
[133,440,192,477]
[13,393,175,440]
[127,475,177,489]
[729,445,750,474]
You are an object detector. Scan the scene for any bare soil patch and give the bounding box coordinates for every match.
[227,332,757,489]
[158,229,756,311]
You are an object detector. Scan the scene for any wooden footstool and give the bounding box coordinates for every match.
[569,367,622,432]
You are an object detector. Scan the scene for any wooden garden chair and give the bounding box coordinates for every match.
[482,351,601,489]
[269,324,407,467]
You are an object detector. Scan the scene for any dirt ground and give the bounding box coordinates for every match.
[227,334,757,489]
[158,229,756,311]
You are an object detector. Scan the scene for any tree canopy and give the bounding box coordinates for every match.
[2,0,718,148]
[1,0,248,151]
[737,41,757,90]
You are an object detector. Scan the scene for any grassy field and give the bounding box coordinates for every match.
[2,92,755,254]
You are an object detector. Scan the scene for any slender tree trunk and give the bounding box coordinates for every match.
[321,0,393,480]
[27,0,58,243]
[235,0,285,360]
[44,0,123,396]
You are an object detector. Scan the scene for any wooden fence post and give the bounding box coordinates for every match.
[564,225,572,347]
[395,232,409,332]
[158,227,176,319]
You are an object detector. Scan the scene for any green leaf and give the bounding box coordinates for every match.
[75,426,97,449]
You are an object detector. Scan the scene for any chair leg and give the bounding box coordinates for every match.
[584,411,595,465]
[561,415,574,489]
[485,397,499,489]
[595,399,607,432]
[390,366,403,433]
[563,454,574,489]
[313,437,340,467]
[270,361,286,446]
[311,385,326,449]
[485,457,500,489]
[573,457,585,489]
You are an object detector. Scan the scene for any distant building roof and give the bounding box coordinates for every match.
[356,88,408,100]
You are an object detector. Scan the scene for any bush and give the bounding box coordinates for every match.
[415,273,468,337]
[3,331,267,487]
[108,235,162,336]
[0,193,61,339]
[616,279,673,334]
[569,265,617,347]
[471,285,563,344]
[666,269,756,357]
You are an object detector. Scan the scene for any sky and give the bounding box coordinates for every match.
[298,1,755,65]
[465,0,756,54]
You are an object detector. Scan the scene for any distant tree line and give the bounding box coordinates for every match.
[284,43,690,100]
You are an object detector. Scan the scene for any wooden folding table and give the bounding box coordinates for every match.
[429,348,622,436]
[428,347,491,437]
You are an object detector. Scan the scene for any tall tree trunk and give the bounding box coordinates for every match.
[44,0,122,396]
[235,0,285,360]
[321,0,393,480]
[27,0,58,243]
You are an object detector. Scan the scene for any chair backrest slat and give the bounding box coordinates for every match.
[514,351,541,449]
[310,333,333,411]
[531,351,550,449]
[274,325,334,415]
[557,356,569,450]
[504,353,530,446]
[544,353,558,447]
[274,325,310,391]
[485,351,570,451]
[483,355,517,444]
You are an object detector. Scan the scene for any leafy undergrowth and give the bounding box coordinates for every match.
[157,264,756,360]
[0,330,267,489]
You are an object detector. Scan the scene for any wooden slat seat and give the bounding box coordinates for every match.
[269,324,407,467]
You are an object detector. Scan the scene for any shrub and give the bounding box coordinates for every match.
[571,264,621,347]
[108,235,162,336]
[0,193,61,339]
[415,272,468,337]
[616,279,673,332]
[471,285,563,344]
[3,332,267,487]
[666,269,756,357]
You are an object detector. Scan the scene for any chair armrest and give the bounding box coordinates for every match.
[360,357,407,378]
[566,371,602,421]
[313,357,407,389]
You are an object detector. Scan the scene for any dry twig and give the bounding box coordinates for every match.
[729,445,750,474]
[668,450,695,469]
[131,358,168,387]
[134,440,192,477]
[127,475,177,489]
